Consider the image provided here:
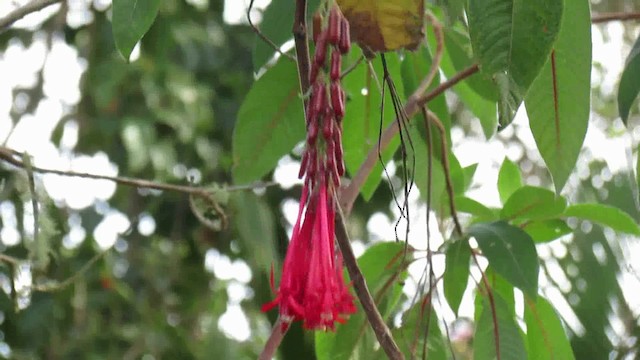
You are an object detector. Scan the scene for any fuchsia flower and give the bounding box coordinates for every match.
[262,180,356,330]
[262,6,355,331]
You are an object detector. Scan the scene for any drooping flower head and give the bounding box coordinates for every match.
[262,5,355,331]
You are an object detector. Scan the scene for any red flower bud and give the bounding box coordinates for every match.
[338,18,351,54]
[311,81,326,120]
[330,50,341,81]
[333,129,345,176]
[330,82,345,118]
[307,148,317,179]
[328,7,341,45]
[314,31,328,67]
[312,13,323,43]
[322,111,334,140]
[307,117,319,146]
[310,62,320,85]
[298,151,309,179]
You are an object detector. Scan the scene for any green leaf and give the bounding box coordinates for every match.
[252,0,320,71]
[525,0,591,192]
[498,158,522,204]
[501,186,567,222]
[523,219,572,243]
[342,54,403,200]
[469,221,539,298]
[618,33,640,125]
[393,300,447,360]
[232,59,305,183]
[455,196,498,221]
[315,242,407,360]
[525,296,575,360]
[444,28,499,102]
[401,45,452,155]
[112,0,161,61]
[427,25,498,138]
[475,293,528,360]
[467,0,563,128]
[409,122,446,208]
[444,238,471,314]
[231,192,277,274]
[564,203,640,236]
[486,267,515,314]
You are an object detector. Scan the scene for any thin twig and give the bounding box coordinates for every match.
[22,154,39,246]
[0,146,275,196]
[592,12,640,23]
[258,317,287,360]
[0,253,20,265]
[340,54,365,79]
[0,0,62,33]
[335,206,405,360]
[292,0,311,97]
[246,0,296,63]
[31,248,109,292]
[424,111,463,236]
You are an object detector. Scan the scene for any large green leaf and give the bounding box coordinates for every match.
[525,296,575,360]
[401,44,452,156]
[469,221,539,298]
[444,238,471,314]
[501,186,567,222]
[252,0,320,71]
[564,203,640,236]
[522,219,572,243]
[342,54,403,200]
[112,0,161,61]
[467,0,563,128]
[315,242,407,360]
[618,33,640,125]
[393,299,447,360]
[455,196,498,222]
[525,0,591,192]
[232,59,305,183]
[428,26,498,138]
[497,158,522,204]
[474,293,528,360]
[231,192,276,274]
[444,28,499,102]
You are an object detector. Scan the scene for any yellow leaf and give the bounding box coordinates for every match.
[337,0,424,53]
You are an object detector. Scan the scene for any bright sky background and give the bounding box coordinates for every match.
[0,0,639,353]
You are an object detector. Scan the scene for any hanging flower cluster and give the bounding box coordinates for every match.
[262,5,355,331]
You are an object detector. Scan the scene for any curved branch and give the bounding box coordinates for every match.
[0,0,62,33]
[0,146,274,196]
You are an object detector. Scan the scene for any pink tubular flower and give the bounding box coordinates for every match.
[263,180,355,331]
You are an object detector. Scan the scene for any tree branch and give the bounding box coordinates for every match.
[592,12,640,23]
[0,146,275,196]
[335,206,405,360]
[0,0,62,33]
[292,0,311,97]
